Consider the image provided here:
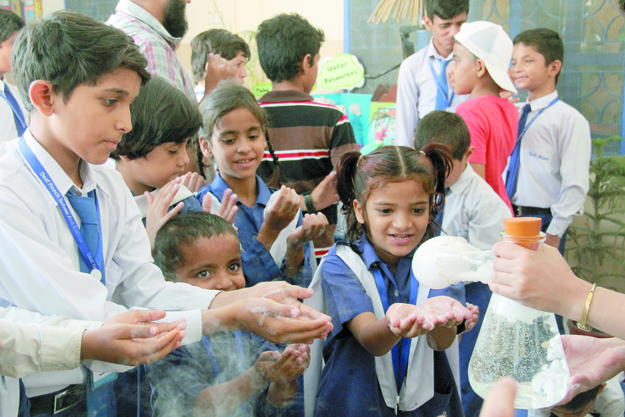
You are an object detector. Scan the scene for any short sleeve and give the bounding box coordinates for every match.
[320,252,374,338]
[457,104,488,165]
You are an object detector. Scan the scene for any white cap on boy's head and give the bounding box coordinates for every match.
[454,21,517,94]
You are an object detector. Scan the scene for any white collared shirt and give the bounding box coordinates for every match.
[0,79,27,144]
[442,164,512,250]
[0,307,102,417]
[0,130,216,396]
[507,91,591,237]
[395,39,470,147]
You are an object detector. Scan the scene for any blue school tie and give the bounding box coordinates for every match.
[505,104,532,200]
[65,190,100,275]
[435,59,450,111]
[0,83,27,137]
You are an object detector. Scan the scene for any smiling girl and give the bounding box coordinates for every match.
[196,82,328,288]
[310,145,474,417]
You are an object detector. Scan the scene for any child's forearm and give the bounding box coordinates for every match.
[284,245,305,278]
[426,325,457,351]
[194,366,268,416]
[266,379,299,408]
[348,313,401,357]
[256,224,281,252]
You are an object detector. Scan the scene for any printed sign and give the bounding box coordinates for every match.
[252,83,272,98]
[317,54,365,91]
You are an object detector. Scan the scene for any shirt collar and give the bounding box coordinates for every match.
[258,89,313,103]
[528,90,559,112]
[355,235,418,270]
[22,129,99,197]
[115,0,180,47]
[427,38,453,62]
[209,174,272,206]
[449,163,474,195]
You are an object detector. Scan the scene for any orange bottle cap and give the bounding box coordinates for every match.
[504,217,542,237]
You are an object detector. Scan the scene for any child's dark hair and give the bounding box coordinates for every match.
[414,111,471,159]
[154,211,238,281]
[337,145,452,247]
[11,11,150,112]
[425,0,470,20]
[552,384,602,415]
[256,13,325,83]
[0,9,24,44]
[190,29,251,85]
[513,28,564,84]
[197,81,280,186]
[110,77,202,160]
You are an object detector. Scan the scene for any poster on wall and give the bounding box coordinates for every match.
[362,102,396,155]
[313,93,372,147]
[0,0,42,22]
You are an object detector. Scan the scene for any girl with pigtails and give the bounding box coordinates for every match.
[305,145,477,417]
[195,82,327,288]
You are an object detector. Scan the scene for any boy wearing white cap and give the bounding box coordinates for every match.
[447,21,519,213]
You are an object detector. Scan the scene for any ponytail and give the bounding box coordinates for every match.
[419,143,453,237]
[336,152,363,247]
[263,130,282,188]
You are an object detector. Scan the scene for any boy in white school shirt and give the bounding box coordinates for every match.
[0,11,331,417]
[506,28,591,254]
[0,9,27,144]
[414,110,511,417]
[395,0,470,147]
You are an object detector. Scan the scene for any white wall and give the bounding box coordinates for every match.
[178,0,345,74]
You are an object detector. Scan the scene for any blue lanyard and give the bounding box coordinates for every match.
[517,97,559,142]
[17,137,105,283]
[427,59,455,108]
[202,331,246,376]
[372,266,419,395]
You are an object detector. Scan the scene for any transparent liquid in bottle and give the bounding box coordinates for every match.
[468,218,570,409]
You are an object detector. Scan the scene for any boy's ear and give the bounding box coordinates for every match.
[547,59,562,78]
[353,199,366,225]
[300,54,313,74]
[423,15,433,31]
[29,80,56,116]
[475,59,488,78]
[465,146,474,160]
[199,136,213,158]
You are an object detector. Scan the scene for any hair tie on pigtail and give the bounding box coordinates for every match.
[419,151,426,156]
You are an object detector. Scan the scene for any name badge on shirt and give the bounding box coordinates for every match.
[91,371,117,390]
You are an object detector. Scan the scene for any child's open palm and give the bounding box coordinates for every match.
[255,343,310,383]
[386,296,472,338]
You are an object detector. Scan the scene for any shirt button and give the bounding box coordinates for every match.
[252,235,257,240]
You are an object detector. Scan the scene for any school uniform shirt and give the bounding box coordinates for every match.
[442,164,512,251]
[456,95,519,213]
[529,374,625,417]
[196,174,312,288]
[0,79,26,144]
[395,39,469,147]
[315,237,465,417]
[0,130,217,397]
[0,307,104,417]
[147,331,290,417]
[507,91,591,238]
[107,0,196,102]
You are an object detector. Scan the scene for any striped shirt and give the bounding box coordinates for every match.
[107,0,196,102]
[258,90,359,257]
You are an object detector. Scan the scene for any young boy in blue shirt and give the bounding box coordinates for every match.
[0,9,26,144]
[414,110,511,417]
[0,11,331,416]
[395,0,470,147]
[150,211,309,417]
[507,28,591,254]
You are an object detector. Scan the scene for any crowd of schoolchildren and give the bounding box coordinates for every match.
[0,0,617,416]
